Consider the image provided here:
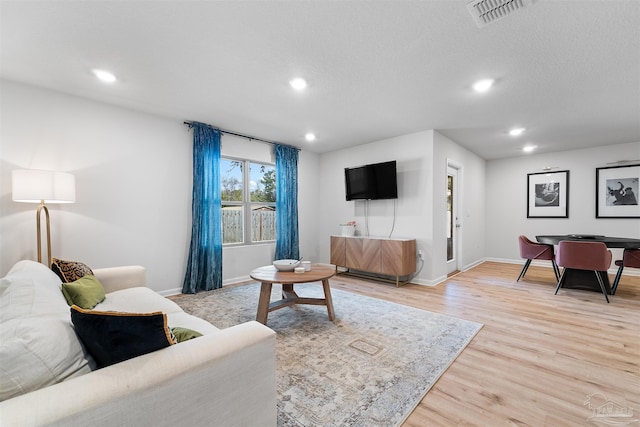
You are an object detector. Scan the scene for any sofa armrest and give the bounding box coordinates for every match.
[92,265,146,293]
[0,321,277,427]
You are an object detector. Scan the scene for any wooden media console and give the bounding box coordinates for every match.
[330,235,417,286]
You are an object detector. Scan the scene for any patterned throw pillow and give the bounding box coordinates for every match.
[51,258,93,283]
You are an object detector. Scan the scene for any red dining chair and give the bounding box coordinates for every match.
[555,240,612,303]
[611,248,640,295]
[517,235,560,282]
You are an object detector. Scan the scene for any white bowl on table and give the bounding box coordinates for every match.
[273,259,301,271]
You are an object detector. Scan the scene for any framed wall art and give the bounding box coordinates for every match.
[596,164,640,218]
[527,170,569,218]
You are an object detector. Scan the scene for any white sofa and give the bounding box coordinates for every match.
[0,260,276,426]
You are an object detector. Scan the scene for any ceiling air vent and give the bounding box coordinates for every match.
[467,0,532,28]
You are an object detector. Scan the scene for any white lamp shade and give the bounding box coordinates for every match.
[12,169,76,204]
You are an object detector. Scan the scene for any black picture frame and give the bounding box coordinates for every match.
[527,170,569,218]
[596,164,640,218]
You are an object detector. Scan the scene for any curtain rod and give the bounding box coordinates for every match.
[183,121,300,151]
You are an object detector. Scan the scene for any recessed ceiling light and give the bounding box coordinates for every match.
[523,145,537,153]
[290,78,307,90]
[305,133,316,142]
[92,69,117,83]
[509,128,526,136]
[472,78,494,92]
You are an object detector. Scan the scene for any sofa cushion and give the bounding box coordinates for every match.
[96,287,220,334]
[61,275,106,309]
[70,306,177,368]
[167,311,220,335]
[96,287,185,314]
[51,258,93,283]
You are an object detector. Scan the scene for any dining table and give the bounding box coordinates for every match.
[535,235,640,294]
[536,234,640,249]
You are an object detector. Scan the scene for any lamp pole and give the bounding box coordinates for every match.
[36,200,52,266]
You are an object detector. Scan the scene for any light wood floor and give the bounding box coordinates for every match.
[328,262,640,426]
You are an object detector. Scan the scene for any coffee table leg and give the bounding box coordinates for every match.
[322,279,335,321]
[256,282,272,324]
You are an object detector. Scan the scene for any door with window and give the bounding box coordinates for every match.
[446,165,460,274]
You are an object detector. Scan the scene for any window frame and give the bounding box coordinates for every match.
[221,156,276,246]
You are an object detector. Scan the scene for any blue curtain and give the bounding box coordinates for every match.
[274,144,300,260]
[182,122,222,293]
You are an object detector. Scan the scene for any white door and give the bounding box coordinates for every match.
[446,165,460,274]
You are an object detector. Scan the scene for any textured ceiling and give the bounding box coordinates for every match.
[1,1,638,160]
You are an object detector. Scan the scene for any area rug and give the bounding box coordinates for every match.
[171,282,482,427]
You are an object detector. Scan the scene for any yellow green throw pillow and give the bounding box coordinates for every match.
[61,275,106,309]
[170,327,203,342]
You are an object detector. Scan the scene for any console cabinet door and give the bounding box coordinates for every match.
[381,239,416,276]
[346,238,381,272]
[330,236,346,266]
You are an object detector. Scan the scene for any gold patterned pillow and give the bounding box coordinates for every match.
[51,258,94,283]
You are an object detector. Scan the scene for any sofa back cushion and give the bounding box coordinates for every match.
[0,261,94,402]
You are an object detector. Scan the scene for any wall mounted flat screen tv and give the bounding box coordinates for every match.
[345,160,398,201]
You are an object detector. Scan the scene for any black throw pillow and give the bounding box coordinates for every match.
[70,305,176,369]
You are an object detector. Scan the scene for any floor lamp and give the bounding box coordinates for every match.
[12,169,76,267]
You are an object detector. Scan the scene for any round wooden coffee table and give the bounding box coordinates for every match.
[250,264,336,325]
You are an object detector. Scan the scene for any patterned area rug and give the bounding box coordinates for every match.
[171,282,482,427]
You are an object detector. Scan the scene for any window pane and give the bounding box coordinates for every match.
[222,205,243,244]
[251,205,276,242]
[221,158,243,202]
[250,163,276,203]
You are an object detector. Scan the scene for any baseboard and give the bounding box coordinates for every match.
[224,274,251,285]
[158,288,181,297]
[484,257,523,265]
[158,275,251,297]
[461,258,487,272]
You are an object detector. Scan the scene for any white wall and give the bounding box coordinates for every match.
[486,142,640,265]
[0,80,320,293]
[316,130,487,285]
[317,131,435,283]
[1,80,192,294]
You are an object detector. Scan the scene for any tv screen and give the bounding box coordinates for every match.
[345,161,397,201]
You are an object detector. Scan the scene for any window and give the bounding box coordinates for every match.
[220,157,276,245]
